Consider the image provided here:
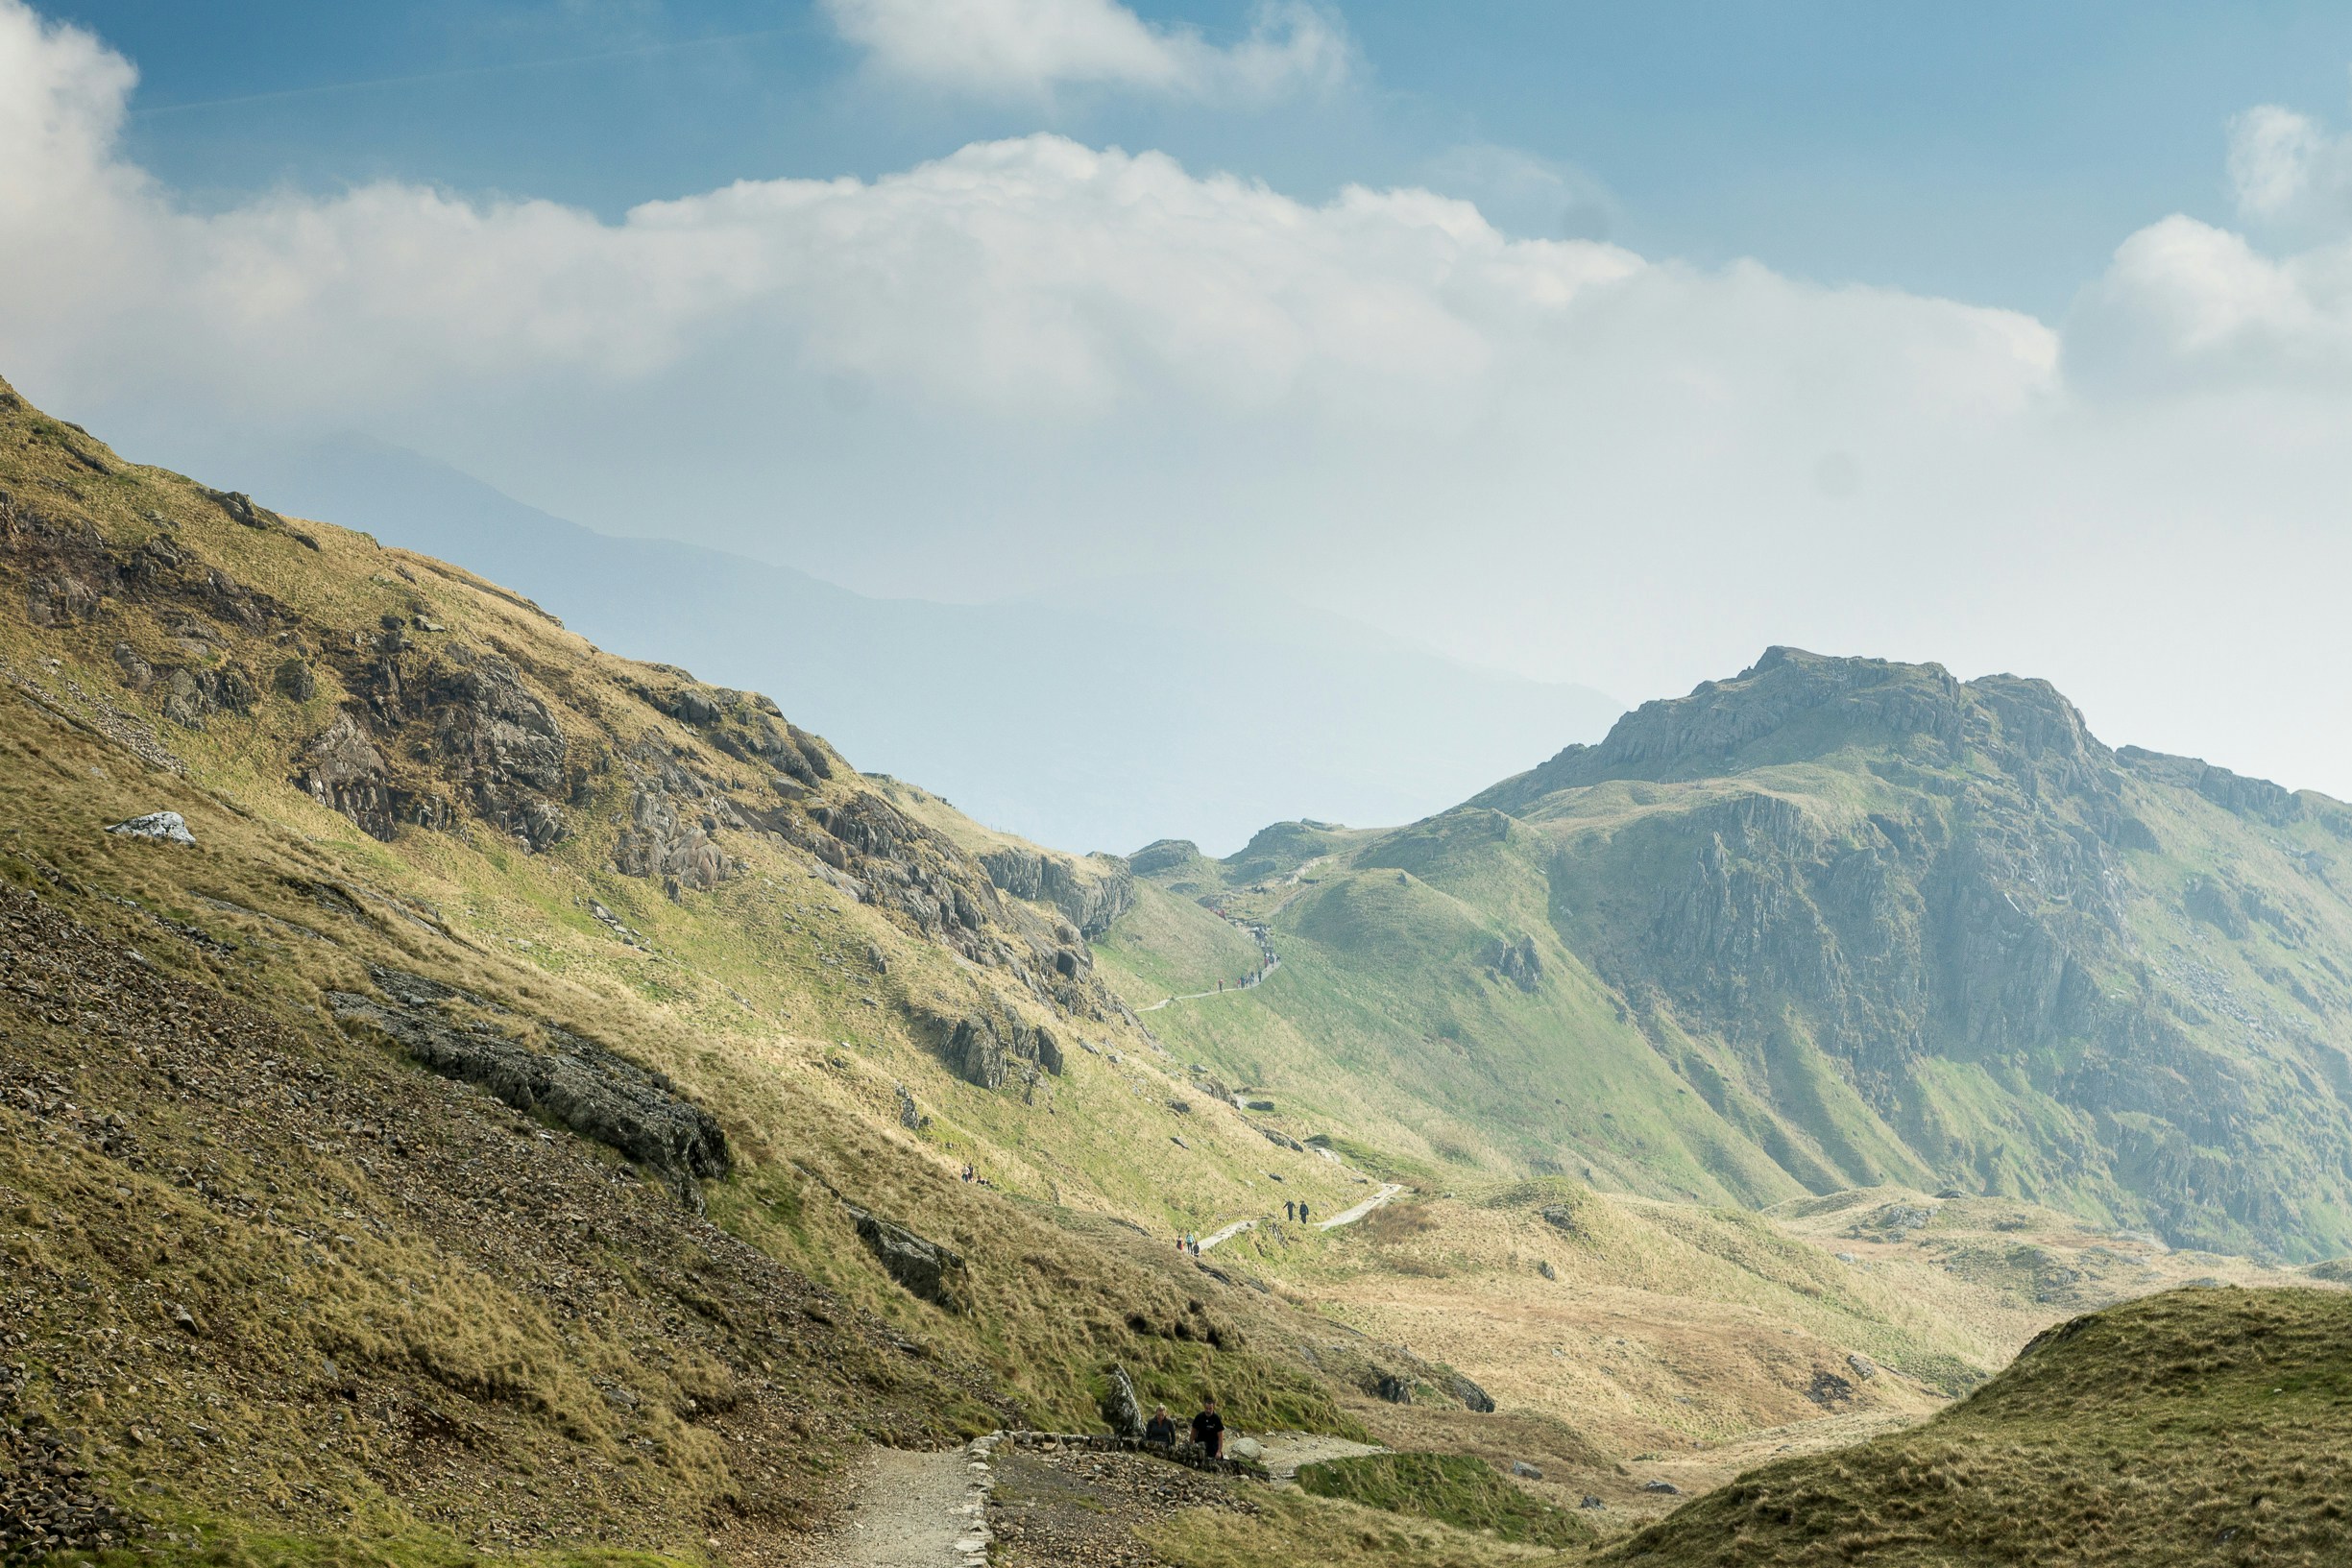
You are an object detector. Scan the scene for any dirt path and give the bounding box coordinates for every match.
[1251,1431,1388,1483]
[795,1447,986,1567]
[1317,1182,1404,1230]
[1194,1178,1400,1255]
[1135,962,1279,1014]
[1199,1217,1257,1251]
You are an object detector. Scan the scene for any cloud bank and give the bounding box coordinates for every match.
[820,0,1350,100]
[1,0,2349,807]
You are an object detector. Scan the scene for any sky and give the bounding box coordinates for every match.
[6,0,2352,801]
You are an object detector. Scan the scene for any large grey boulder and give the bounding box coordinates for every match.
[844,1205,965,1311]
[1101,1363,1146,1438]
[107,810,195,846]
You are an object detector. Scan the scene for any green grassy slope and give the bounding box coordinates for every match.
[1609,1286,2352,1565]
[1103,651,2352,1260]
[0,374,1391,1561]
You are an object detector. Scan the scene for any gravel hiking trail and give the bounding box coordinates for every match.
[796,1447,982,1567]
[1252,1432,1388,1483]
[1317,1182,1405,1230]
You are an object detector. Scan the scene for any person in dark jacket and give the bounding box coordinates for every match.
[1144,1405,1177,1446]
[1190,1397,1224,1459]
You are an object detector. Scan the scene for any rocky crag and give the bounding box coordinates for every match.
[1121,647,2352,1259]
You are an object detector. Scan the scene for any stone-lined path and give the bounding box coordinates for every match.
[796,1444,992,1567]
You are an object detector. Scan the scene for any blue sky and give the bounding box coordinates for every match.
[8,0,2352,808]
[57,1,2352,314]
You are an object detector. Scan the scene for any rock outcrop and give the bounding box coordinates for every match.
[1101,1363,1147,1439]
[328,975,729,1208]
[843,1205,965,1311]
[932,1001,1066,1092]
[980,846,1137,938]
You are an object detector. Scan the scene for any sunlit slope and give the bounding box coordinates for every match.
[1098,848,1807,1206]
[0,372,1422,1562]
[1106,650,2352,1259]
[1609,1286,2352,1565]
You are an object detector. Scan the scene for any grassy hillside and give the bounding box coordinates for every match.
[1103,651,2352,1261]
[6,373,2340,1567]
[0,374,1400,1562]
[1609,1286,2352,1564]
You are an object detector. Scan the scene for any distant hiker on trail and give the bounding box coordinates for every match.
[960,1163,974,1183]
[1284,1199,1297,1221]
[1144,1405,1177,1446]
[1190,1236,1201,1257]
[1298,1201,1311,1223]
[1191,1397,1224,1459]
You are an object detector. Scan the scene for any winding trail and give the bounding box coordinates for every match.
[1198,1217,1258,1252]
[1316,1182,1404,1231]
[1137,976,1272,1014]
[796,1447,985,1567]
[1195,1181,1405,1255]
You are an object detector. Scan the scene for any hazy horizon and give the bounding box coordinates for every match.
[6,0,2352,812]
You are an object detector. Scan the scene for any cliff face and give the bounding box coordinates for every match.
[1128,647,2352,1258]
[1517,650,2352,1255]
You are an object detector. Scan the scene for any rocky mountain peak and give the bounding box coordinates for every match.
[1491,647,2112,805]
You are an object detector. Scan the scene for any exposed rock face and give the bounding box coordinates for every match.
[297,712,420,841]
[408,644,570,849]
[1485,933,1542,991]
[2118,745,2306,826]
[933,1001,1066,1092]
[980,846,1137,938]
[328,977,729,1208]
[842,1204,964,1310]
[1471,646,2352,1254]
[1445,1371,1496,1413]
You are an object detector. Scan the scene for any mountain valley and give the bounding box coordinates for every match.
[2,374,2349,1566]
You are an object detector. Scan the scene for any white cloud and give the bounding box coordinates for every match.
[0,1,2349,808]
[820,0,1350,101]
[2226,104,2352,228]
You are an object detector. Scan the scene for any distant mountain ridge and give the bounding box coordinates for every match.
[202,434,1622,856]
[1111,646,2352,1259]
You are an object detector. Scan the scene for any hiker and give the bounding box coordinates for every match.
[1298,1201,1311,1223]
[1284,1199,1297,1221]
[1190,1396,1224,1459]
[1190,1236,1200,1257]
[1144,1405,1177,1447]
[961,1163,974,1183]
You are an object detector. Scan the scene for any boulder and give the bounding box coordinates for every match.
[1445,1371,1496,1413]
[844,1204,964,1310]
[1227,1435,1265,1463]
[106,810,195,846]
[1511,1460,1544,1480]
[1100,1364,1146,1438]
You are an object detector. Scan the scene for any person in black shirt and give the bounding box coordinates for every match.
[1144,1405,1177,1446]
[1190,1396,1224,1459]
